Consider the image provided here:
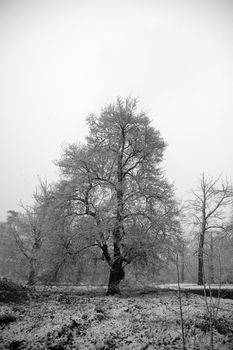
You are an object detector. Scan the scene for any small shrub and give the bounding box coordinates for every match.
[0,278,28,303]
[213,317,233,335]
[0,312,16,326]
[8,340,25,350]
[94,305,107,321]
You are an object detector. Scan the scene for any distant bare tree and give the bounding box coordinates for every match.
[188,173,232,285]
[7,200,47,285]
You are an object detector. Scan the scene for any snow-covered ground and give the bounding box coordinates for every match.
[0,288,233,349]
[34,283,233,292]
[154,283,233,290]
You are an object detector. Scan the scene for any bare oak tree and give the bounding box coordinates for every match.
[54,97,181,295]
[188,173,232,285]
[7,208,44,285]
[6,184,51,285]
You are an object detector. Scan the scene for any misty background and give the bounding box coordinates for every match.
[1,0,233,221]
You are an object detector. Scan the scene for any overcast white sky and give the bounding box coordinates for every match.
[0,0,233,221]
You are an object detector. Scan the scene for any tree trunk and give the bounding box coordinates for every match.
[181,250,185,284]
[107,259,125,295]
[209,233,214,284]
[198,232,205,285]
[106,234,125,295]
[106,138,125,296]
[198,251,204,285]
[28,262,36,285]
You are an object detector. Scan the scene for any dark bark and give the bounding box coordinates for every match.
[107,257,125,295]
[27,235,42,286]
[198,187,207,286]
[101,243,112,266]
[198,232,205,285]
[209,233,214,284]
[181,250,185,284]
[106,135,126,296]
[28,262,36,285]
[107,225,125,295]
[49,259,65,283]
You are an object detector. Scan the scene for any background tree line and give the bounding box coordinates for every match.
[0,97,233,294]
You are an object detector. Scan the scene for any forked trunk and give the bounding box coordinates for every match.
[107,260,125,295]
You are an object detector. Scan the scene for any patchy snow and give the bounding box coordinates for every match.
[152,283,233,290]
[0,288,233,349]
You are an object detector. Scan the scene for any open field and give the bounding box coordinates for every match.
[1,286,233,349]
